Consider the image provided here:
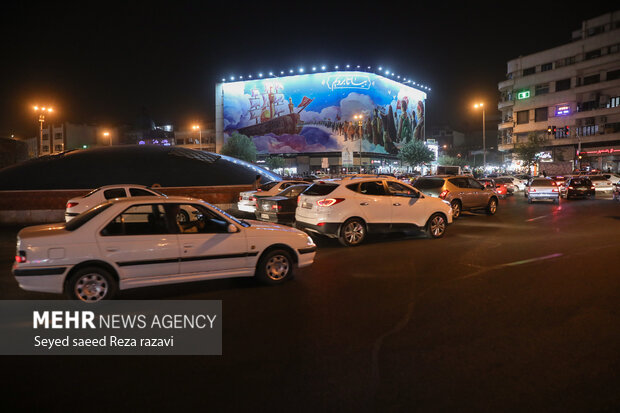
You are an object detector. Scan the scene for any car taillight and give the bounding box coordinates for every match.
[590,186,595,189]
[249,196,256,202]
[438,190,450,199]
[271,204,282,210]
[66,202,79,208]
[552,188,559,192]
[530,189,536,192]
[238,196,242,201]
[568,186,574,189]
[316,198,345,207]
[15,251,26,263]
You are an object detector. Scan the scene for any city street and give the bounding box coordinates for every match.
[1,194,619,412]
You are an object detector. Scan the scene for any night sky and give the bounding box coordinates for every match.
[1,3,616,139]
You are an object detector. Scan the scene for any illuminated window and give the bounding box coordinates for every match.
[607,97,620,108]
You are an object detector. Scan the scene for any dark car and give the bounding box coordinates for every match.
[255,184,310,225]
[562,177,595,199]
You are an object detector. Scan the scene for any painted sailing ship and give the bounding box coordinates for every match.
[238,84,312,137]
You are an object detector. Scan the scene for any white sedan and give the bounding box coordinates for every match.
[238,180,308,213]
[65,184,168,222]
[14,196,316,301]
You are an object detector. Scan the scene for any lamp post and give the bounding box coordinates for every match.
[33,105,53,155]
[474,103,486,170]
[192,125,202,150]
[103,131,111,146]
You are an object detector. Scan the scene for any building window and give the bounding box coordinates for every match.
[555,78,571,92]
[535,83,549,95]
[607,96,620,108]
[516,110,529,125]
[541,62,553,72]
[523,67,536,76]
[54,145,63,152]
[534,107,548,122]
[583,74,600,86]
[607,69,620,81]
[54,133,63,140]
[42,146,49,152]
[585,49,602,60]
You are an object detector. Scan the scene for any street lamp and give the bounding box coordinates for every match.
[103,131,111,146]
[192,124,202,150]
[33,105,54,155]
[474,103,486,170]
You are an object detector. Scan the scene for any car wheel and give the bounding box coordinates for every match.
[339,218,366,247]
[256,249,294,285]
[450,200,461,219]
[66,266,117,302]
[177,209,190,223]
[486,198,498,215]
[425,213,446,239]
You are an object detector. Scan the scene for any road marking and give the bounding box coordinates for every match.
[526,215,548,222]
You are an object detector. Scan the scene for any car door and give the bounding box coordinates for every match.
[175,203,250,276]
[448,178,477,208]
[97,203,180,280]
[387,181,427,227]
[355,180,392,227]
[466,178,488,207]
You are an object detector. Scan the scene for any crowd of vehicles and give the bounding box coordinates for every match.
[13,168,619,302]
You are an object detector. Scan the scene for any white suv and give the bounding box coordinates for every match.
[295,176,453,246]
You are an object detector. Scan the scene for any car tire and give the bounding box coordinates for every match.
[425,213,447,239]
[338,218,366,247]
[255,249,294,285]
[450,200,461,219]
[486,198,498,215]
[65,266,117,302]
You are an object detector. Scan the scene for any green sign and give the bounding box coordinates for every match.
[517,90,530,100]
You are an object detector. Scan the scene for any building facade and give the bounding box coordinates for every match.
[498,10,620,172]
[39,123,120,156]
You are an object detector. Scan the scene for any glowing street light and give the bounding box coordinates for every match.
[474,102,486,169]
[103,131,112,146]
[192,124,202,150]
[33,105,54,155]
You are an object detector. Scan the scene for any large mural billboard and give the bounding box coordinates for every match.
[219,71,427,155]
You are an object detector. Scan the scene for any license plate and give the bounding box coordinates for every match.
[302,202,312,209]
[260,213,269,219]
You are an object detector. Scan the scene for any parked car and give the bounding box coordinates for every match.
[602,173,620,185]
[295,176,453,246]
[65,184,168,222]
[255,184,310,225]
[509,175,529,191]
[587,175,614,195]
[527,178,560,204]
[13,196,316,301]
[494,177,515,194]
[561,177,595,199]
[238,180,308,213]
[413,175,499,219]
[613,182,620,201]
[478,178,507,198]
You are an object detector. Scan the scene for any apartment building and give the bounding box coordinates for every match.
[498,10,620,172]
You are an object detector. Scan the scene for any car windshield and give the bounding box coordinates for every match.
[304,183,338,196]
[209,203,250,227]
[259,181,279,191]
[413,178,444,189]
[532,179,554,187]
[65,203,113,231]
[570,179,589,185]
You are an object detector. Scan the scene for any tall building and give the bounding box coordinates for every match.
[498,10,620,172]
[39,123,118,155]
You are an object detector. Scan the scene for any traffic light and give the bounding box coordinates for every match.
[547,126,552,135]
[564,126,569,135]
[552,125,557,134]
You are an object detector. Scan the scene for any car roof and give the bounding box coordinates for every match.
[107,195,202,204]
[94,184,151,190]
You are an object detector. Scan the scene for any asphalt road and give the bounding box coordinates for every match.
[1,194,619,412]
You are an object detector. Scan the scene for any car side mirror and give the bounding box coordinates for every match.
[227,224,239,233]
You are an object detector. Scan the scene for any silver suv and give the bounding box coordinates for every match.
[413,175,499,219]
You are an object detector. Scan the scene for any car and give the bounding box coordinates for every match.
[587,175,614,195]
[13,196,316,301]
[613,182,620,201]
[494,177,515,194]
[254,184,310,225]
[237,180,308,213]
[561,177,595,199]
[527,178,560,204]
[478,178,507,198]
[65,184,168,222]
[412,175,499,219]
[602,173,620,185]
[294,175,453,246]
[509,175,529,191]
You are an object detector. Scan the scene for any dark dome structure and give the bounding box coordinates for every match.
[0,145,280,190]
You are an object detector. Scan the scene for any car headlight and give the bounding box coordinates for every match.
[442,200,451,206]
[306,236,315,246]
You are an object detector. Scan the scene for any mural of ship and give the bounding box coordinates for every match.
[238,85,312,137]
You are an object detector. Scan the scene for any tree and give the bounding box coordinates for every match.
[265,155,285,171]
[437,155,467,167]
[513,133,547,173]
[398,139,435,170]
[220,132,257,163]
